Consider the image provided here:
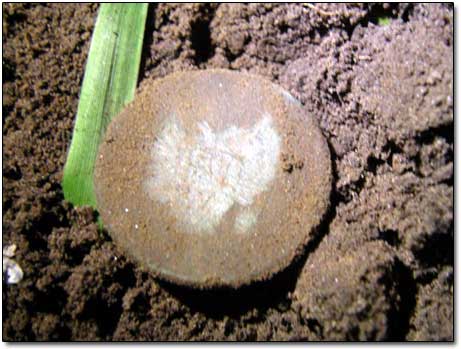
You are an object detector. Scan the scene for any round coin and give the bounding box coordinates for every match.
[94,69,332,288]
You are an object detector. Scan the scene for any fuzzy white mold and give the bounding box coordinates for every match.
[234,209,259,234]
[145,114,280,233]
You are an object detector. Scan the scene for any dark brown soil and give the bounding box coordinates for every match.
[3,3,453,341]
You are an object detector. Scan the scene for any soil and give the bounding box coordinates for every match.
[2,3,453,341]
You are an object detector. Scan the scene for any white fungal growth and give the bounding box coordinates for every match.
[234,209,258,234]
[146,114,280,233]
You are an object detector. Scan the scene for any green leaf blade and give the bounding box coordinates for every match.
[62,3,148,208]
[377,16,391,26]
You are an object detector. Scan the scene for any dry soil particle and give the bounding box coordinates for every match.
[2,3,453,341]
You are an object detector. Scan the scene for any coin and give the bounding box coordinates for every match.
[94,69,332,288]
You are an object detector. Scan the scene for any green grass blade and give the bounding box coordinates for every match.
[62,3,148,208]
[377,16,391,26]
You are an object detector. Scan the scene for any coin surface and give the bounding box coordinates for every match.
[94,69,332,288]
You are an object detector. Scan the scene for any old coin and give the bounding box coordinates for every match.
[94,69,331,288]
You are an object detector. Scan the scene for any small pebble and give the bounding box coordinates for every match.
[3,244,17,258]
[2,244,23,284]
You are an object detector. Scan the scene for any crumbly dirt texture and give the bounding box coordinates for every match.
[3,3,453,341]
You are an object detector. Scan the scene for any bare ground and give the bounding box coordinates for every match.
[2,3,453,341]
